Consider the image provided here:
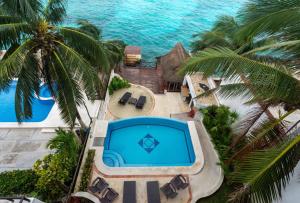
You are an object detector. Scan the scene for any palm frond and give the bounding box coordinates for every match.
[47,128,80,162]
[43,0,66,25]
[76,19,101,40]
[0,22,30,48]
[182,48,300,106]
[229,135,300,203]
[231,105,270,147]
[54,40,102,100]
[237,5,300,41]
[59,27,110,70]
[0,0,42,20]
[230,110,296,161]
[0,40,35,90]
[14,52,39,122]
[49,50,84,126]
[244,40,300,55]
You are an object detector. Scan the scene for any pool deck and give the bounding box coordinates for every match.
[77,113,222,203]
[74,80,223,203]
[0,129,56,172]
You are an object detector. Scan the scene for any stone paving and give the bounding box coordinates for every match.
[0,129,55,172]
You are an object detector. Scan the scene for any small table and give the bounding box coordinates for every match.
[128,97,138,105]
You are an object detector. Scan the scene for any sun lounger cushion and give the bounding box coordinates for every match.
[147,181,161,203]
[136,96,146,109]
[123,181,136,203]
[88,177,109,194]
[119,92,132,105]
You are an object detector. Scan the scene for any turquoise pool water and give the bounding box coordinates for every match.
[0,81,54,122]
[65,0,246,62]
[103,117,195,167]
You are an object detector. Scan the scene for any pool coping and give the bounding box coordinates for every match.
[91,119,205,176]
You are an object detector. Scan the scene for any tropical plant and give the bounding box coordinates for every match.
[75,19,126,98]
[191,16,240,53]
[0,169,38,196]
[33,129,80,201]
[79,149,95,191]
[0,0,111,127]
[108,76,131,95]
[183,0,300,202]
[201,105,238,174]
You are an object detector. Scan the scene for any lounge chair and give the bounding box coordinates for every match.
[99,188,119,203]
[135,96,146,109]
[160,182,177,199]
[147,181,161,203]
[123,181,136,203]
[170,175,189,190]
[88,177,109,194]
[119,92,132,105]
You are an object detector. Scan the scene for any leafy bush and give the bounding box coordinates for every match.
[79,150,95,191]
[201,105,238,174]
[0,169,38,196]
[33,129,80,201]
[108,76,130,95]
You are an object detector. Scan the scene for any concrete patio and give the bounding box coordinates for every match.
[0,129,56,172]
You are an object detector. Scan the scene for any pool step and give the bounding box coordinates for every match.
[103,150,125,167]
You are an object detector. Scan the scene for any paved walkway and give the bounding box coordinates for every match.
[0,129,56,172]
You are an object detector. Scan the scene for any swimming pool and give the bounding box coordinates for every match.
[65,0,247,62]
[102,117,196,167]
[0,81,55,122]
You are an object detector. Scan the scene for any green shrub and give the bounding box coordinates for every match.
[201,105,238,174]
[0,169,38,196]
[79,149,96,191]
[108,76,130,95]
[33,129,80,201]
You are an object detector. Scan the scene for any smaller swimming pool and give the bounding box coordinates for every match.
[102,117,196,167]
[0,81,55,122]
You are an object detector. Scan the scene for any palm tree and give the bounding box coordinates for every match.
[75,20,125,97]
[191,16,240,53]
[183,1,300,202]
[0,0,110,127]
[47,128,80,164]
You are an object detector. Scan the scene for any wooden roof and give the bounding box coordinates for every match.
[157,43,189,83]
[124,46,141,55]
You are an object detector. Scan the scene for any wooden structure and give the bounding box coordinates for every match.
[156,43,189,92]
[124,46,141,66]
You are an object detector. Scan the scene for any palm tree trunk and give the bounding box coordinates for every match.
[76,110,87,129]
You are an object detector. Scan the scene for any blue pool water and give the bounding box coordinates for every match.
[0,81,55,122]
[65,0,247,62]
[103,117,195,167]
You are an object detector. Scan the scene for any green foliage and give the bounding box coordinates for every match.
[0,0,113,127]
[108,76,131,95]
[79,149,95,191]
[33,129,80,201]
[197,182,231,203]
[230,136,300,203]
[201,105,238,174]
[0,169,38,196]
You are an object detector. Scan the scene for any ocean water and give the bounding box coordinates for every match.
[65,0,246,62]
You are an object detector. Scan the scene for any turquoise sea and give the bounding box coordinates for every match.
[65,0,247,62]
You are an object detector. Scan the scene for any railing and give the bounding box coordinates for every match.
[285,120,300,138]
[0,196,31,203]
